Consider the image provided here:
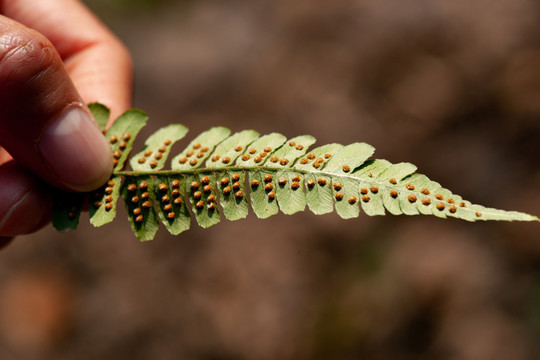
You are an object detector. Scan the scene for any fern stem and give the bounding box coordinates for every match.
[113,166,313,177]
[113,166,384,184]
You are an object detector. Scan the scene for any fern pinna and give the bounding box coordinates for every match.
[52,104,539,241]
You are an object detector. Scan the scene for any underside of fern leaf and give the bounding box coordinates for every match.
[52,104,540,241]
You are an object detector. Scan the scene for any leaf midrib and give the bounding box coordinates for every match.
[115,166,534,220]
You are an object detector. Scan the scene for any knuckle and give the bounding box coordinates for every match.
[0,28,57,84]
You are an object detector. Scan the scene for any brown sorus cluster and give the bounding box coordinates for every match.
[200,175,210,185]
[67,205,78,220]
[109,132,131,167]
[125,179,150,223]
[136,138,172,168]
[180,141,210,165]
[312,157,324,169]
[158,183,168,192]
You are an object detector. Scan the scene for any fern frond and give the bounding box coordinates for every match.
[52,105,540,241]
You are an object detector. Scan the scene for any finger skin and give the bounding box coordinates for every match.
[0,237,13,250]
[0,17,112,192]
[0,161,51,237]
[1,0,133,119]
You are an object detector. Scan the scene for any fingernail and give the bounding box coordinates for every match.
[39,107,112,191]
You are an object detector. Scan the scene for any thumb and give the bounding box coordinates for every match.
[0,15,112,192]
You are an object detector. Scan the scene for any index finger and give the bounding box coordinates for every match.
[2,0,133,120]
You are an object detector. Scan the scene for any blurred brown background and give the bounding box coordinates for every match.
[1,0,540,359]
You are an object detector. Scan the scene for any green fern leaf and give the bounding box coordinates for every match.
[89,175,122,227]
[52,105,540,241]
[171,127,231,170]
[52,191,86,232]
[217,170,249,221]
[249,169,279,219]
[154,175,191,235]
[88,102,110,131]
[187,172,221,228]
[121,176,159,241]
[130,124,188,171]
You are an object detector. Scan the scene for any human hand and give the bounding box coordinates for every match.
[0,0,132,247]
